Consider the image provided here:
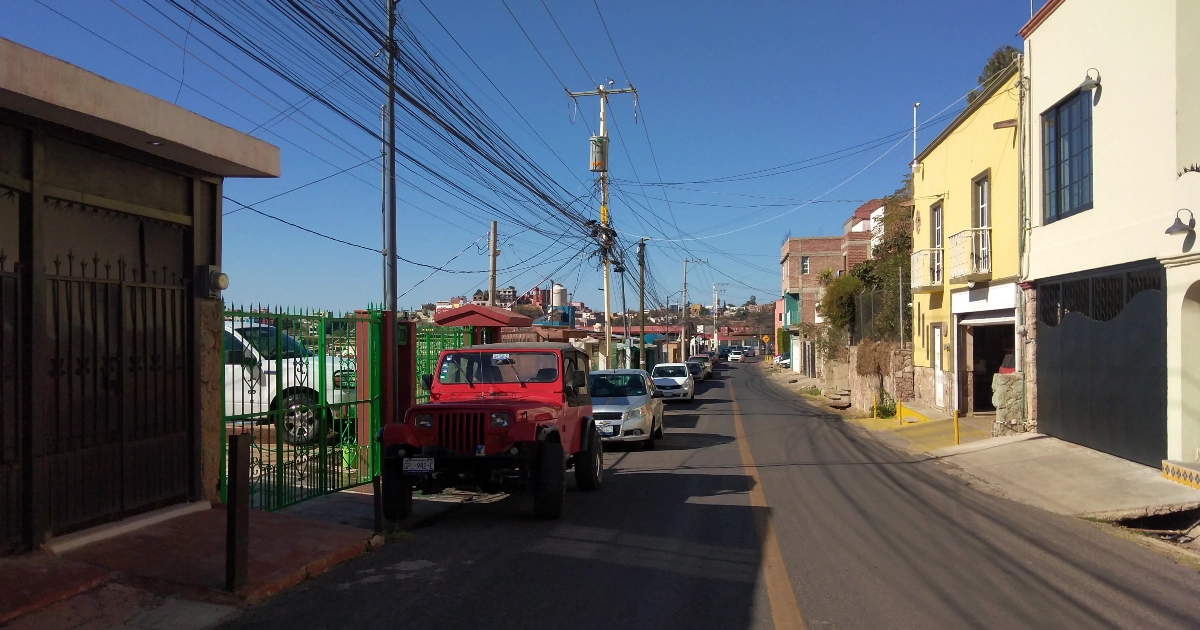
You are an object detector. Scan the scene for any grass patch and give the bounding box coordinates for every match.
[798,386,822,397]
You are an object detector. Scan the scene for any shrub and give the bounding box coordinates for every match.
[874,390,897,418]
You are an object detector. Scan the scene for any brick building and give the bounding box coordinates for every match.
[778,206,874,375]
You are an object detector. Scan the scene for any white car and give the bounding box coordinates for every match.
[650,363,695,401]
[223,322,356,445]
[743,347,755,357]
[729,350,744,362]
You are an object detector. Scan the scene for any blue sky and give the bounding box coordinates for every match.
[4,0,1040,312]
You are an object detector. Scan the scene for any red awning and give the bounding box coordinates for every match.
[432,304,533,328]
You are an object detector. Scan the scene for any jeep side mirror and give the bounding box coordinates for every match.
[572,371,586,388]
[420,374,433,391]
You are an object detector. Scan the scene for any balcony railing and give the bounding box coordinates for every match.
[911,248,943,293]
[948,228,992,283]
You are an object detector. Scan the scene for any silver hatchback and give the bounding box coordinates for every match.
[588,369,665,449]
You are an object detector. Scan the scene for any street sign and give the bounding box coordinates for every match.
[762,335,770,343]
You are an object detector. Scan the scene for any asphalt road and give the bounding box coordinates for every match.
[226,359,1200,629]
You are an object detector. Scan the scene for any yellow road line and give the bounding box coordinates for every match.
[730,381,806,630]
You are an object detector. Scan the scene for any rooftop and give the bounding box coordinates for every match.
[0,38,279,178]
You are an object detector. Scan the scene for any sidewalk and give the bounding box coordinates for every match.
[0,486,479,629]
[929,434,1200,520]
[848,412,993,454]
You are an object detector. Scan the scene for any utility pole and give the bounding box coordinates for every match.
[712,282,727,351]
[487,220,498,306]
[681,258,705,357]
[637,239,646,371]
[381,0,398,427]
[567,82,636,368]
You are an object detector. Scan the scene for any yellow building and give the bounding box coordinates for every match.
[910,63,1021,415]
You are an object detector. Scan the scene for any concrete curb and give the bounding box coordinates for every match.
[1078,501,1200,522]
[45,501,212,555]
[240,538,366,604]
[0,565,112,626]
[926,432,1046,458]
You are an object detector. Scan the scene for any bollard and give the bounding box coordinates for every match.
[373,474,384,535]
[953,410,960,446]
[226,433,250,592]
[897,399,904,426]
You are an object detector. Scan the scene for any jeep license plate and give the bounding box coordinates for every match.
[402,457,434,474]
[597,423,614,436]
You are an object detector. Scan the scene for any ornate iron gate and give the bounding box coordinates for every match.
[221,307,383,511]
[41,257,191,534]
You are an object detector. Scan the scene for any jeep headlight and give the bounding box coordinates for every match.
[414,413,434,428]
[490,412,511,427]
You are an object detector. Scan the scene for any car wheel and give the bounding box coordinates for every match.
[281,391,322,445]
[643,420,657,450]
[654,415,665,440]
[534,441,566,520]
[574,425,603,491]
[382,456,413,521]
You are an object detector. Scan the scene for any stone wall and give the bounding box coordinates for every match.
[848,344,915,414]
[992,373,1026,435]
[911,365,954,412]
[199,298,223,503]
[1021,285,1039,430]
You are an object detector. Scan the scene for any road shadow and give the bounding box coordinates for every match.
[604,432,734,452]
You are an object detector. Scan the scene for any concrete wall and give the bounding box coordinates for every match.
[198,299,223,502]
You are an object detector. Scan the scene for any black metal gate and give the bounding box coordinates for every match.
[0,253,21,554]
[40,256,191,535]
[1037,262,1166,466]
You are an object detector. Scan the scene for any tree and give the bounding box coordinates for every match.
[967,45,1020,104]
[420,303,436,312]
[743,296,757,307]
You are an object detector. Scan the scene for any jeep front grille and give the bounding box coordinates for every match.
[437,412,487,454]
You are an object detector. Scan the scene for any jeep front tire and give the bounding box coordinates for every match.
[575,424,603,491]
[533,441,565,520]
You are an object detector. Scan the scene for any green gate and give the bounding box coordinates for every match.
[221,306,385,510]
[415,326,472,404]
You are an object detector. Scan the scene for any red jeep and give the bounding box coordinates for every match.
[378,342,603,520]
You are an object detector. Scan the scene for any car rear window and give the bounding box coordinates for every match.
[588,374,647,397]
[653,366,687,378]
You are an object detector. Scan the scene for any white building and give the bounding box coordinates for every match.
[1021,0,1200,467]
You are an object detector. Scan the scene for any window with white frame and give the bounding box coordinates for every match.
[801,256,810,274]
[973,173,991,270]
[1043,90,1093,222]
[930,202,943,283]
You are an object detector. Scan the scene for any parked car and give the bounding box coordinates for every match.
[588,370,664,449]
[743,347,755,357]
[651,363,695,401]
[223,323,356,445]
[686,361,705,382]
[729,350,744,362]
[689,354,714,378]
[774,353,791,368]
[380,342,602,521]
[718,348,731,361]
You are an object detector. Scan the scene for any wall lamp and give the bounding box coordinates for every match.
[1079,68,1101,91]
[1166,209,1195,235]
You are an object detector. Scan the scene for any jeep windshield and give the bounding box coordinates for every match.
[588,374,646,397]
[236,326,314,360]
[652,366,687,379]
[438,351,559,384]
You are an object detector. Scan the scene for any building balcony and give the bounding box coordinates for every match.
[911,248,944,293]
[947,228,992,283]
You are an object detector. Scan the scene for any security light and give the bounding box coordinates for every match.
[1079,68,1101,91]
[1166,209,1195,235]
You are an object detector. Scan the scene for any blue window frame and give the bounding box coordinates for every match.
[1043,90,1093,222]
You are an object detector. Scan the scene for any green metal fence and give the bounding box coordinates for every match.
[415,325,472,404]
[221,306,383,511]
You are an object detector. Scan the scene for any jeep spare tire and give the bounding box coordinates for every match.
[533,441,565,520]
[575,424,603,491]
